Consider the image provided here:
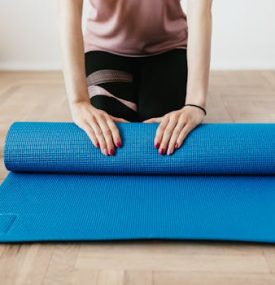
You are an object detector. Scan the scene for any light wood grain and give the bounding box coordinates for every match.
[0,70,275,284]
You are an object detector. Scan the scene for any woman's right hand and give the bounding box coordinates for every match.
[70,101,128,156]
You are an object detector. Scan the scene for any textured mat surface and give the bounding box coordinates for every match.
[1,122,275,243]
[5,122,275,175]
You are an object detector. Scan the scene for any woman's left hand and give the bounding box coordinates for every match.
[143,106,206,155]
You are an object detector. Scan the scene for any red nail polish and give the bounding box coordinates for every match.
[159,148,165,155]
[116,141,122,148]
[109,149,115,156]
[155,142,160,149]
[96,142,100,148]
[175,143,178,148]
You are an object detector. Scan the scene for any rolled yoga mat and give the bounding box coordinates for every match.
[1,122,275,243]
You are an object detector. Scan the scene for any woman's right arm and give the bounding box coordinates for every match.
[57,0,126,156]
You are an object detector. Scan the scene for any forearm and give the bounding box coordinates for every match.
[185,0,213,108]
[58,0,89,107]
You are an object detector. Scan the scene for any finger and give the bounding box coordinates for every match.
[105,116,123,148]
[87,116,108,156]
[143,117,162,123]
[158,115,178,155]
[154,116,169,149]
[95,113,115,156]
[166,116,187,155]
[110,115,129,123]
[175,123,194,149]
[81,122,99,148]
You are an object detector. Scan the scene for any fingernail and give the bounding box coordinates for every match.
[159,148,165,155]
[155,142,160,149]
[96,142,100,148]
[175,143,178,148]
[116,141,122,148]
[109,149,115,156]
[167,149,173,155]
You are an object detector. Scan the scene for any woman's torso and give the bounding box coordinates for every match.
[83,0,188,57]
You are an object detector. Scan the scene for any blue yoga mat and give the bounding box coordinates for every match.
[1,122,275,243]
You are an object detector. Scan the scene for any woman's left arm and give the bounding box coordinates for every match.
[144,0,213,155]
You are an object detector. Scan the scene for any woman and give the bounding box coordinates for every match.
[58,0,212,156]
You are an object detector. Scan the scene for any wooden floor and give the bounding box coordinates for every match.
[1,70,275,284]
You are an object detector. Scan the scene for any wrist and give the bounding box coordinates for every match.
[183,103,207,116]
[185,92,207,108]
[69,99,90,107]
[185,99,206,109]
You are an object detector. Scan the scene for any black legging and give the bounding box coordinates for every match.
[84,48,188,122]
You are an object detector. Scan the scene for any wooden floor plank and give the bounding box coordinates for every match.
[124,270,153,285]
[153,272,275,285]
